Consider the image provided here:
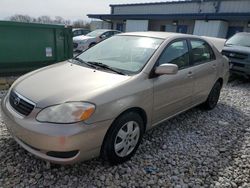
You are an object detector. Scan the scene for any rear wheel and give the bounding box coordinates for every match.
[101,112,144,164]
[202,81,222,110]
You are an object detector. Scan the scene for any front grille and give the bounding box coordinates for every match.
[47,150,79,159]
[222,50,248,60]
[231,62,245,67]
[73,43,78,48]
[9,91,35,116]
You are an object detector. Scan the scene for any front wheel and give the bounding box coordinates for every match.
[101,112,144,164]
[202,81,222,110]
[89,43,96,48]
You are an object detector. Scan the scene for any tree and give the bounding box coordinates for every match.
[72,20,90,29]
[37,16,53,24]
[9,14,34,23]
[7,14,89,28]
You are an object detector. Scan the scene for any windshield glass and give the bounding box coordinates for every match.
[226,33,250,47]
[77,36,163,75]
[86,30,105,37]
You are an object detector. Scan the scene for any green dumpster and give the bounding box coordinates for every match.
[0,21,73,76]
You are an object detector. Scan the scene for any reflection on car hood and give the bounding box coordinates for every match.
[13,61,130,108]
[73,35,94,42]
[223,45,250,54]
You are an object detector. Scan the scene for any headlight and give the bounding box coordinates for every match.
[36,102,95,124]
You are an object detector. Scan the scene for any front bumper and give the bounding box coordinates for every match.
[229,60,250,77]
[0,94,112,164]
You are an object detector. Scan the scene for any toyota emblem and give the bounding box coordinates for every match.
[14,97,20,106]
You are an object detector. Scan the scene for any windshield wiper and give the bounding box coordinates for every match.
[72,57,96,69]
[87,61,126,75]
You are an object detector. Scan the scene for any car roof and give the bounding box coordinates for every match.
[119,31,201,39]
[93,29,120,32]
[73,28,89,31]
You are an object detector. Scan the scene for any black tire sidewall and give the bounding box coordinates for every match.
[89,43,96,48]
[207,82,222,109]
[102,112,144,164]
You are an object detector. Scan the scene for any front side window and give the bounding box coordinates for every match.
[158,40,189,69]
[77,36,163,75]
[73,30,81,37]
[87,30,106,37]
[190,40,215,64]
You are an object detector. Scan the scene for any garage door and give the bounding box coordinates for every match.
[126,20,149,32]
[193,20,228,38]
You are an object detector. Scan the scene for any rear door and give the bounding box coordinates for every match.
[152,39,195,124]
[188,39,218,104]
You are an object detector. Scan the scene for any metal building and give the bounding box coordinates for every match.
[88,0,250,38]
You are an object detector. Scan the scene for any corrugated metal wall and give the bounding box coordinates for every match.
[113,0,250,15]
[220,0,250,13]
[113,2,214,15]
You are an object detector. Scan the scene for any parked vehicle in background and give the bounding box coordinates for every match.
[1,32,229,165]
[73,29,121,52]
[72,28,90,37]
[222,32,250,79]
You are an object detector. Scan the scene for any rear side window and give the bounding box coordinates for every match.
[158,40,189,69]
[114,31,121,35]
[104,31,113,38]
[190,40,215,64]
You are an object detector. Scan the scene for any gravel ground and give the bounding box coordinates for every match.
[0,79,249,188]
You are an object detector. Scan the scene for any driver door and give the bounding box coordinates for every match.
[152,39,195,125]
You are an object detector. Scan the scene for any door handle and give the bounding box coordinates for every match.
[212,64,217,68]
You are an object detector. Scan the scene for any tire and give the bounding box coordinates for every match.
[89,43,96,48]
[101,112,144,164]
[202,81,222,110]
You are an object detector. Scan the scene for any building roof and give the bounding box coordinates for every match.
[88,13,250,21]
[118,31,198,39]
[109,0,226,7]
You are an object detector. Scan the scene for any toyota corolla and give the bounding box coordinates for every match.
[1,32,229,164]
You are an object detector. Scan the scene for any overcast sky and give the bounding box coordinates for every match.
[0,0,169,21]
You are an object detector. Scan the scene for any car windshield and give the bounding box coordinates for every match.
[226,33,250,47]
[86,30,106,37]
[76,36,163,75]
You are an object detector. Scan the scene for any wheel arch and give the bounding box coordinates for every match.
[100,107,148,159]
[217,77,223,87]
[89,42,96,48]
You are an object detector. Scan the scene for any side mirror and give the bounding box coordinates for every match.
[100,34,107,39]
[155,63,178,75]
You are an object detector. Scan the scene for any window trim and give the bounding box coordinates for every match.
[155,38,191,70]
[187,38,216,66]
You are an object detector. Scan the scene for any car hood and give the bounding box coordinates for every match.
[73,35,94,42]
[223,45,250,54]
[13,61,130,108]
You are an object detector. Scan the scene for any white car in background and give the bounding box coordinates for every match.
[73,29,121,52]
